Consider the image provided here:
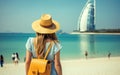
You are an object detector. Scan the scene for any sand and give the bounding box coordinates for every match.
[0,57,120,75]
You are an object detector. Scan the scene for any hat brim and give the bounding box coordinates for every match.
[32,20,60,34]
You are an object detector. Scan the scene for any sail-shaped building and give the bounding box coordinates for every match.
[77,0,95,32]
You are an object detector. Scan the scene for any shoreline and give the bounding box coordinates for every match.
[4,55,120,64]
[70,32,120,35]
[0,57,120,75]
[0,32,120,35]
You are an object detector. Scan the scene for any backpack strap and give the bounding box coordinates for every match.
[44,41,53,60]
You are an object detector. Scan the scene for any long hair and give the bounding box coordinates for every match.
[34,33,58,58]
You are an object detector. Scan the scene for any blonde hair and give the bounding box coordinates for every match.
[34,33,58,58]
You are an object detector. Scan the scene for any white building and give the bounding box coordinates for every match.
[77,0,96,32]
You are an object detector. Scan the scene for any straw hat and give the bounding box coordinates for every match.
[32,14,60,34]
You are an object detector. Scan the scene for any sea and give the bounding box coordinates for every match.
[0,33,120,63]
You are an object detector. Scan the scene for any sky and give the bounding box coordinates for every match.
[0,0,120,33]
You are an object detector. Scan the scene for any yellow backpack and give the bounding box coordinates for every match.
[28,42,53,75]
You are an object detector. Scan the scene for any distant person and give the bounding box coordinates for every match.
[11,53,15,63]
[85,51,88,59]
[0,55,4,67]
[14,52,20,64]
[108,52,111,59]
[16,52,20,60]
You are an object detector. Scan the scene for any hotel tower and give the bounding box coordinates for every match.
[77,0,96,32]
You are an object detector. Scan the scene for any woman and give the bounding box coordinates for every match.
[25,14,62,75]
[0,55,4,67]
[14,52,20,64]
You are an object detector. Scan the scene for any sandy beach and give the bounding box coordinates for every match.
[0,57,120,75]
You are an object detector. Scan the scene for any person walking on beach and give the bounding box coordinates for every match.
[11,53,15,63]
[0,55,4,67]
[85,51,88,59]
[14,52,20,64]
[25,14,62,75]
[108,52,111,59]
[16,52,20,60]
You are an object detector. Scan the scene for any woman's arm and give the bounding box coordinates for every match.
[25,50,32,75]
[54,51,62,75]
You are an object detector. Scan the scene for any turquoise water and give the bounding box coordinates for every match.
[0,33,120,63]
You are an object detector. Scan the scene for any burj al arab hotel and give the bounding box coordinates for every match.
[77,0,95,32]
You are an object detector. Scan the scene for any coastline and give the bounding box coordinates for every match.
[0,57,120,75]
[0,32,120,35]
[70,32,120,35]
